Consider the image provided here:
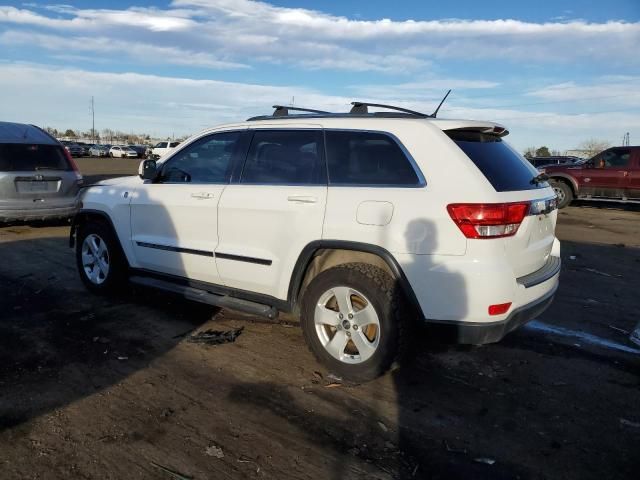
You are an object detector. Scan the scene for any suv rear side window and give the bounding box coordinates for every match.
[447,130,545,192]
[0,143,70,171]
[241,130,325,185]
[325,130,421,186]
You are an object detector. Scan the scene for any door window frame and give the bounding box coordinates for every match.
[323,129,426,188]
[155,130,250,185]
[237,129,328,186]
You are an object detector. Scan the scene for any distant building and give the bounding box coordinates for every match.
[563,149,589,159]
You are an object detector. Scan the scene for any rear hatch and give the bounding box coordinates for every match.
[0,143,82,208]
[446,128,557,278]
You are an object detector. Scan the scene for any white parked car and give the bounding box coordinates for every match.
[71,104,560,381]
[109,145,138,158]
[150,141,180,159]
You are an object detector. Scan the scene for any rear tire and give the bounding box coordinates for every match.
[300,263,413,382]
[76,220,127,295]
[550,179,573,209]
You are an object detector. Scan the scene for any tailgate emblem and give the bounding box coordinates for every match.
[34,174,44,181]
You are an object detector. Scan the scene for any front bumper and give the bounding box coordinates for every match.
[0,204,79,222]
[425,284,557,344]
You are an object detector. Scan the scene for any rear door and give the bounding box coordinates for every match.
[581,148,631,198]
[627,149,640,199]
[0,143,80,209]
[215,127,327,299]
[130,131,245,284]
[448,130,557,278]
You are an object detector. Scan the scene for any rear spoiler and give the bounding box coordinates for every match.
[444,125,509,137]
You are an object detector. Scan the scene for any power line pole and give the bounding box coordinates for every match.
[91,96,95,144]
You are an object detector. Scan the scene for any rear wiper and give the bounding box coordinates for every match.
[34,166,66,171]
[530,173,549,185]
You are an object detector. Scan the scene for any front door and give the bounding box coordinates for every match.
[216,127,327,300]
[130,130,245,284]
[581,148,631,198]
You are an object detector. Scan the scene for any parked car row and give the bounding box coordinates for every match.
[57,140,184,160]
[528,155,583,168]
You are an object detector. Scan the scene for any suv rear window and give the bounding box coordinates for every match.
[0,143,70,172]
[447,130,546,192]
[325,130,421,186]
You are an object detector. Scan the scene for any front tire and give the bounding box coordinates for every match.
[300,263,412,382]
[550,179,573,208]
[76,220,127,294]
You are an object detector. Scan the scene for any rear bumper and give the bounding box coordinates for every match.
[0,203,79,222]
[424,284,557,344]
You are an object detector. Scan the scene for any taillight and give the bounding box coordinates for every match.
[447,202,530,239]
[63,147,84,183]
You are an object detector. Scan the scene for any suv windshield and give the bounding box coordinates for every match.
[447,130,546,192]
[0,143,70,171]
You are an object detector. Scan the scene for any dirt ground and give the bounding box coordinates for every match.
[1,158,639,479]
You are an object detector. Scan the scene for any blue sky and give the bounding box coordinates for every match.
[1,0,639,151]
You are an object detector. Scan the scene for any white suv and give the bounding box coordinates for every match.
[150,141,180,159]
[71,104,560,381]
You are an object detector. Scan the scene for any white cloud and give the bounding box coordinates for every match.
[0,62,350,137]
[525,78,640,106]
[0,2,638,72]
[0,30,248,69]
[1,62,637,151]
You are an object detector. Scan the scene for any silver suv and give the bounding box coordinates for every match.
[0,122,83,222]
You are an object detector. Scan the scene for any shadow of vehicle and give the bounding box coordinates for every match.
[0,235,213,431]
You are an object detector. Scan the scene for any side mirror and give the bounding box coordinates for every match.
[138,159,157,180]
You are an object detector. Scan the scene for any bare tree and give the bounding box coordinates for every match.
[44,126,59,137]
[580,139,611,158]
[523,147,537,159]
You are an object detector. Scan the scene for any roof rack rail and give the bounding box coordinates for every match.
[272,105,331,117]
[349,102,429,117]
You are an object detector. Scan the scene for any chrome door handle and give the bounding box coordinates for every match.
[287,195,318,204]
[191,192,214,199]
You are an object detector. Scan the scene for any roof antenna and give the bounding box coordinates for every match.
[431,89,451,118]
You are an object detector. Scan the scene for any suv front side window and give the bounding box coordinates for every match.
[240,130,325,185]
[595,149,630,168]
[158,131,241,184]
[325,130,422,186]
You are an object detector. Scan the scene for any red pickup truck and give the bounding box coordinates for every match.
[542,146,640,208]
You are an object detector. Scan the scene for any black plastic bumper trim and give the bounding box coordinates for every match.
[424,284,558,345]
[517,255,561,288]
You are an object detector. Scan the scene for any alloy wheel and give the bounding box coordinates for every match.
[314,286,380,364]
[81,234,110,285]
